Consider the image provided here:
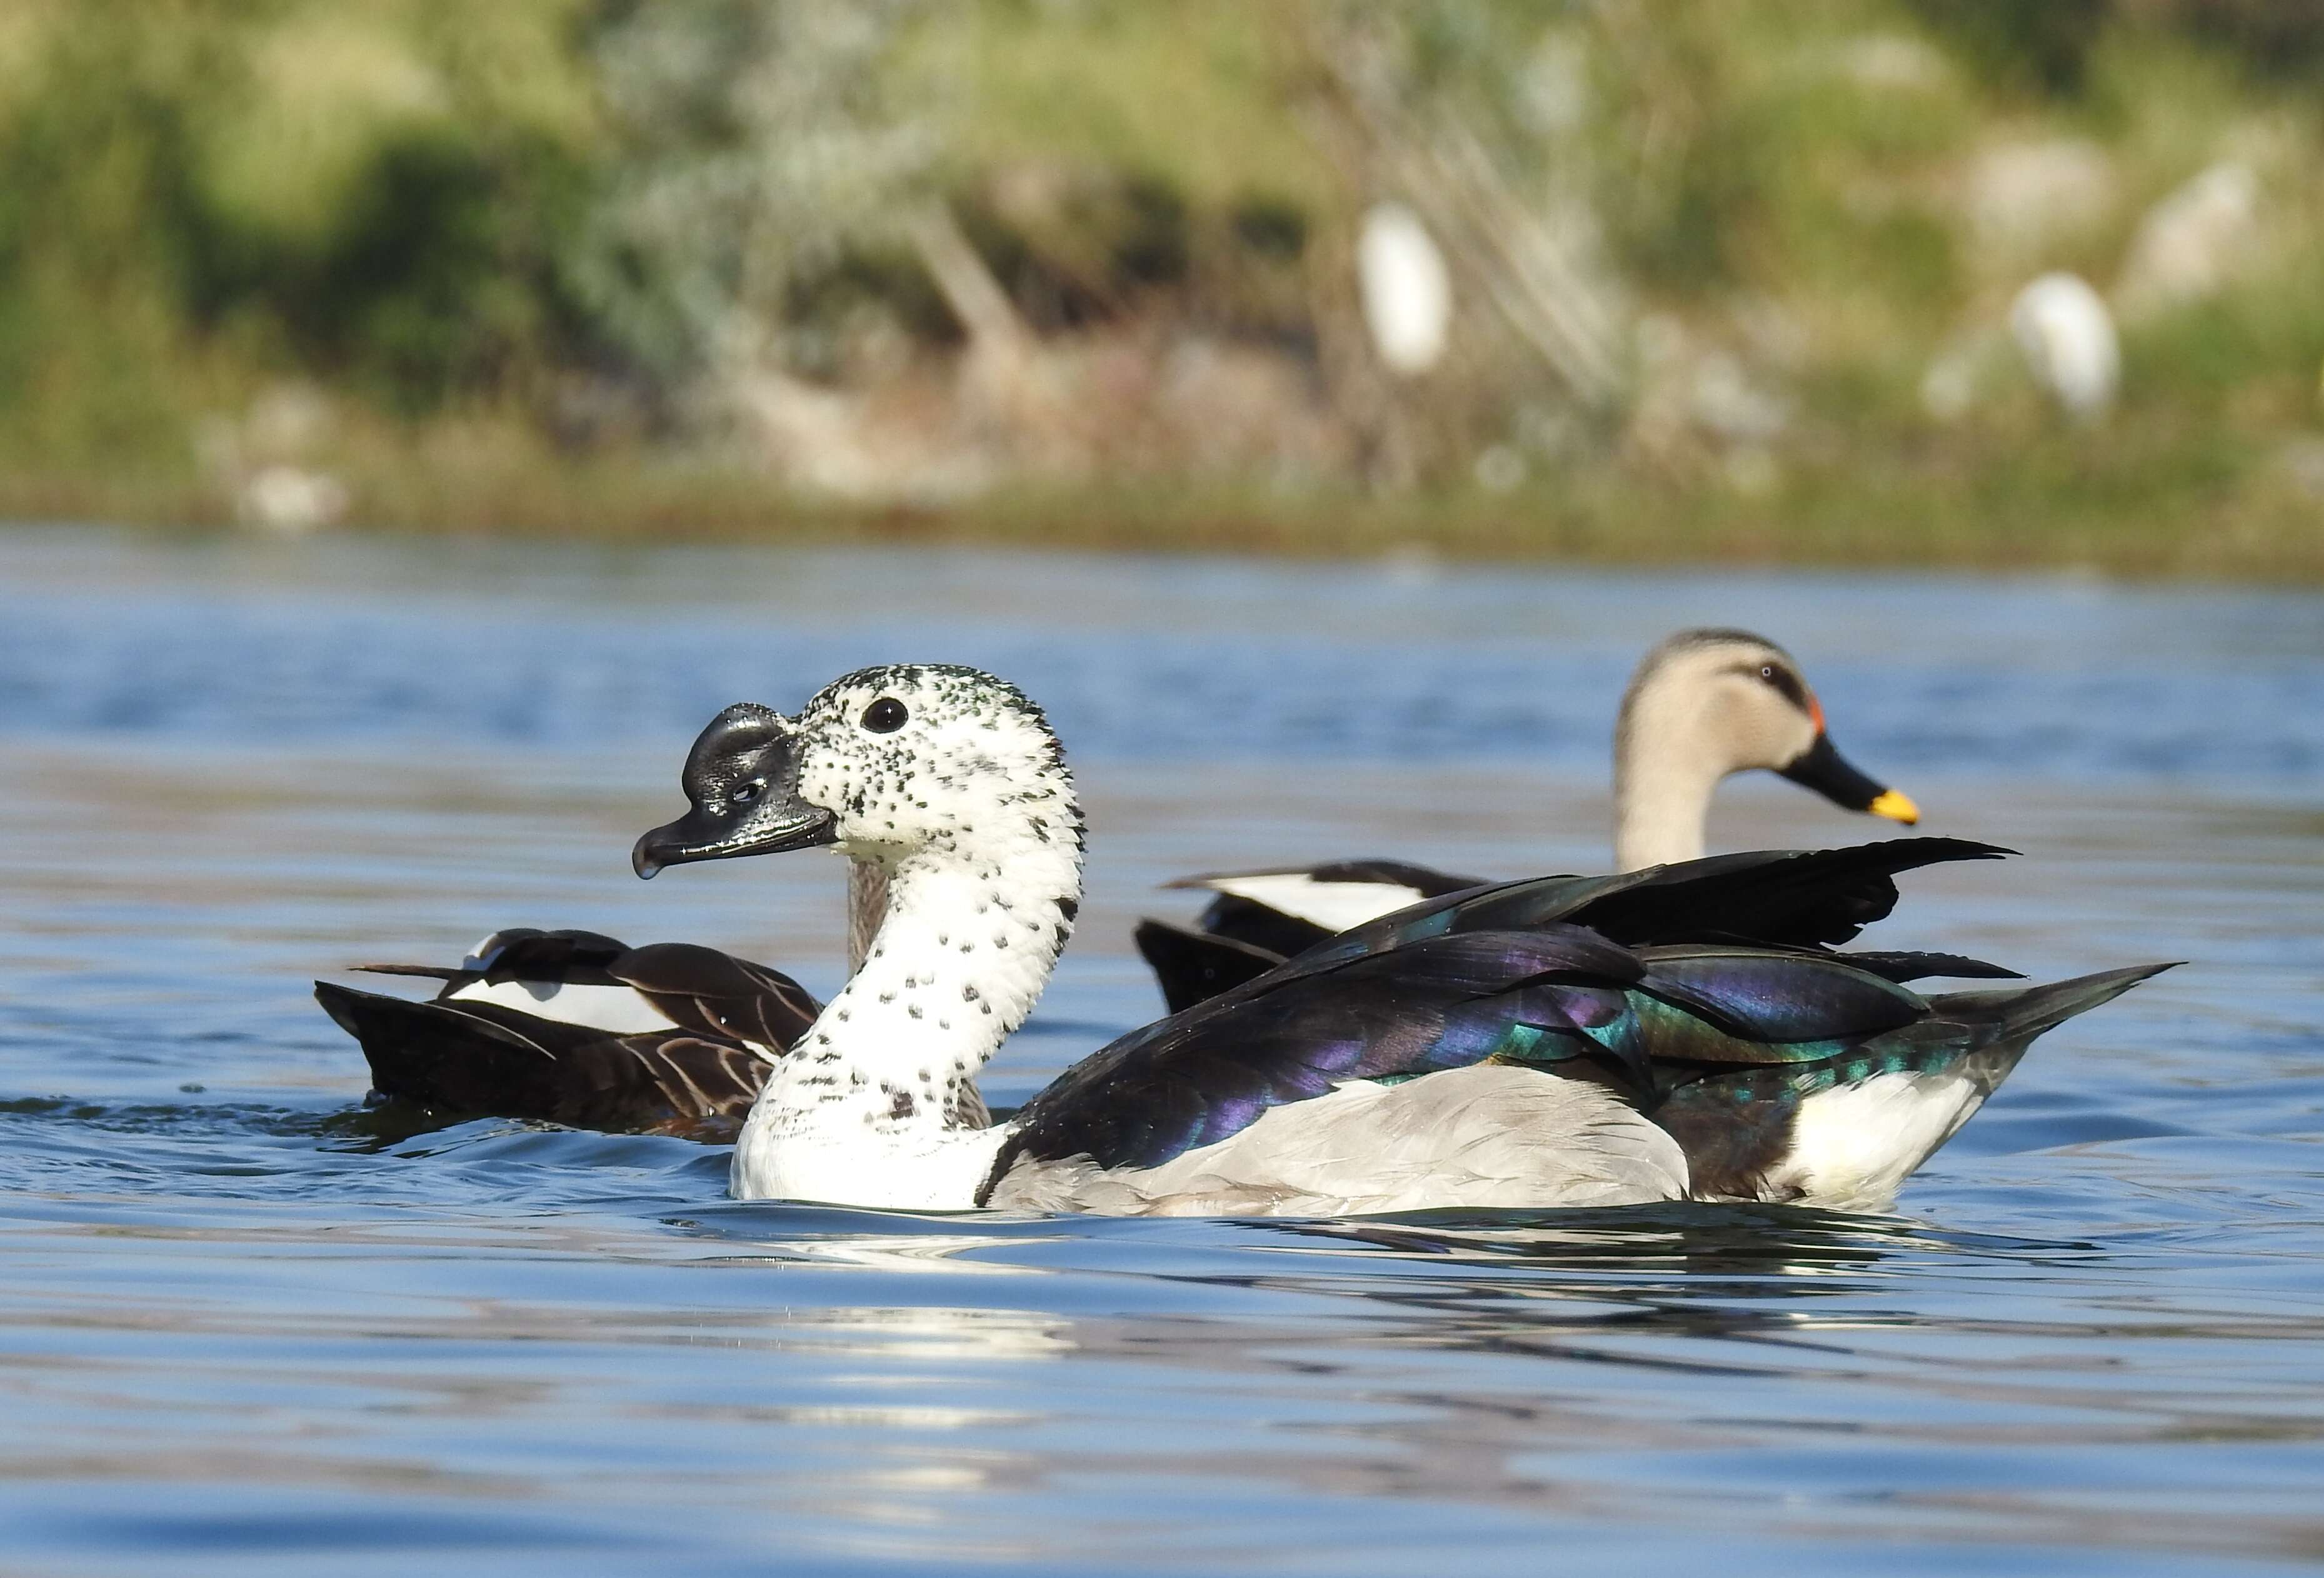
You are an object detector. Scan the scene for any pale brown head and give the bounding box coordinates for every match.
[1612,629,1916,869]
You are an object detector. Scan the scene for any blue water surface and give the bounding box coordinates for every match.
[0,526,2318,1576]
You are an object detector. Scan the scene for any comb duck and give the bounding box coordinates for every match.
[633,662,2166,1215]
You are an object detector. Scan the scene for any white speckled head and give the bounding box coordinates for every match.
[789,663,1083,874]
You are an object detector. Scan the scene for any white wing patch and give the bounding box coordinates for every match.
[443,979,681,1036]
[1194,872,1425,934]
[1773,1071,1987,1211]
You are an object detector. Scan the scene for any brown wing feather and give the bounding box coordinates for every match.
[609,943,821,1049]
[314,981,780,1137]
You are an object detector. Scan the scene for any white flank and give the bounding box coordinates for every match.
[989,1067,1691,1216]
[1772,1071,1986,1211]
[1196,872,1424,934]
[444,979,681,1036]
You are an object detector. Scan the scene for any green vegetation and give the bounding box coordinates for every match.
[1,1,2320,579]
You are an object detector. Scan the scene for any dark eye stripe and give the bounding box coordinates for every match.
[1738,661,1811,711]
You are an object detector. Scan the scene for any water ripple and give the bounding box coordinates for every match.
[0,529,2318,1574]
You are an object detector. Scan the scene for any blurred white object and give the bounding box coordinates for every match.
[2116,161,2259,317]
[1357,202,1452,376]
[238,465,349,534]
[2010,273,2119,422]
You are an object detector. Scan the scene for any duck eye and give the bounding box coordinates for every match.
[861,697,909,733]
[1751,662,1810,710]
[729,779,764,806]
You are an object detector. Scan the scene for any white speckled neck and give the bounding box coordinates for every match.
[731,771,1081,1208]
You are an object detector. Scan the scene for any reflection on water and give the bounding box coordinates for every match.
[0,529,2320,1576]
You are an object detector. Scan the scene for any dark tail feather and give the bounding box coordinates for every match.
[1932,961,2179,1044]
[1132,919,1286,1014]
[353,963,463,981]
[316,981,564,1119]
[1907,961,2180,1107]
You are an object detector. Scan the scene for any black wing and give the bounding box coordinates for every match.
[1124,905,1985,1021]
[1538,837,2012,953]
[316,981,779,1139]
[1323,836,2008,961]
[982,920,1938,1201]
[1143,837,2015,1012]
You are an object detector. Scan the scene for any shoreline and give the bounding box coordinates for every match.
[6,467,2317,586]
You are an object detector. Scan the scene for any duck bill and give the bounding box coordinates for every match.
[1776,732,1920,825]
[631,702,840,878]
[631,802,836,878]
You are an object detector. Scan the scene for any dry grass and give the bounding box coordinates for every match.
[5,2,2323,582]
[8,427,2318,584]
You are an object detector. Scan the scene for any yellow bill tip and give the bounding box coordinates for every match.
[1869,788,1920,825]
